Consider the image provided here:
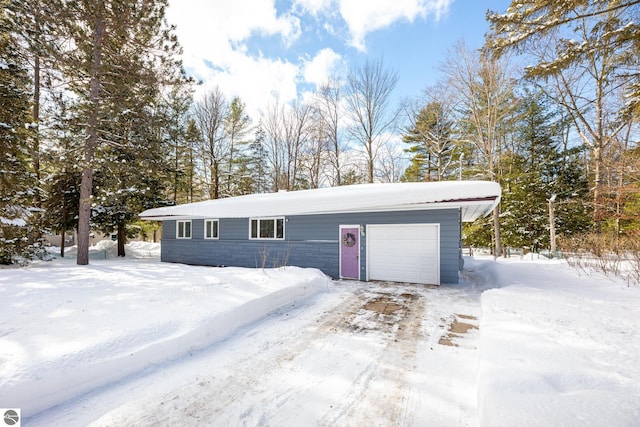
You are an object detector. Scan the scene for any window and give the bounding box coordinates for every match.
[177,220,191,239]
[204,219,219,239]
[250,217,285,240]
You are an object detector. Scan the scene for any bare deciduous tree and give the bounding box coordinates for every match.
[525,17,633,230]
[262,100,312,191]
[345,59,399,183]
[442,41,518,256]
[193,87,228,199]
[315,80,345,186]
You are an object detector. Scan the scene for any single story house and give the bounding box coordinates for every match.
[139,181,501,285]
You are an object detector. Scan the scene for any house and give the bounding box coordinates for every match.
[139,181,501,285]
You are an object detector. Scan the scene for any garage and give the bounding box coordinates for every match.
[366,224,440,285]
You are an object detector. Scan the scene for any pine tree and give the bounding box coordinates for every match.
[51,0,186,264]
[184,119,201,202]
[442,41,518,256]
[486,1,640,231]
[10,0,59,215]
[43,170,80,257]
[486,0,640,116]
[246,126,270,194]
[499,90,591,250]
[161,86,194,204]
[0,1,41,264]
[41,91,84,257]
[223,97,252,196]
[402,101,456,181]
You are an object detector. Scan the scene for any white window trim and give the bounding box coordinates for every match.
[249,217,285,240]
[176,220,192,239]
[204,219,219,240]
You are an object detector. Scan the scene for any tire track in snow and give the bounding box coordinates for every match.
[322,284,427,426]
[50,281,480,426]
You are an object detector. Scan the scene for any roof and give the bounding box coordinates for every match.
[139,181,501,222]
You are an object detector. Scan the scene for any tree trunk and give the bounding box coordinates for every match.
[367,138,374,183]
[60,227,66,258]
[173,141,178,203]
[117,224,126,257]
[188,147,194,202]
[549,197,556,258]
[593,145,603,233]
[33,53,41,206]
[493,204,502,258]
[77,13,105,265]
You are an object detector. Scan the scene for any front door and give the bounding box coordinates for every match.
[340,226,360,280]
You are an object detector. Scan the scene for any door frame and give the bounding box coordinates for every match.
[339,224,361,280]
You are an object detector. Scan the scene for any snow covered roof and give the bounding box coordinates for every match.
[139,181,501,222]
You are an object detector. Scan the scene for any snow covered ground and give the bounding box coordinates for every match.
[1,242,639,426]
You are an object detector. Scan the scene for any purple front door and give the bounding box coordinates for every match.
[340,226,359,279]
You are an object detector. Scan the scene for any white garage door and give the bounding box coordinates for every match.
[367,224,440,285]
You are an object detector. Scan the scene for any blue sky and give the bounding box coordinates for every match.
[167,0,513,117]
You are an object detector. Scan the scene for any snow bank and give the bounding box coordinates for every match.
[475,257,640,427]
[0,256,330,419]
[49,240,161,259]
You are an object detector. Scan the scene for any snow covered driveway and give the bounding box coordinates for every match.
[29,280,482,426]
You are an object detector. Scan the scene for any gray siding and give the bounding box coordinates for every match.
[161,208,462,284]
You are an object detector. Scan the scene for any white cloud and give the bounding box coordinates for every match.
[294,0,452,51]
[194,52,299,120]
[168,0,299,45]
[166,0,302,118]
[338,0,452,50]
[293,0,334,16]
[166,0,452,120]
[302,48,344,87]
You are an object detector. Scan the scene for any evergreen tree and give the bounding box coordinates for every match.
[0,1,41,264]
[91,134,171,257]
[499,91,591,250]
[11,0,59,215]
[161,86,194,204]
[486,0,640,117]
[246,126,271,194]
[184,119,201,202]
[50,0,186,264]
[402,101,456,181]
[41,91,84,257]
[442,41,518,255]
[43,170,80,257]
[487,1,639,230]
[223,97,252,196]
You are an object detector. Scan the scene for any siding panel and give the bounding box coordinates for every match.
[160,208,462,284]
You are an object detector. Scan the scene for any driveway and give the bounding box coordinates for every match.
[34,280,483,427]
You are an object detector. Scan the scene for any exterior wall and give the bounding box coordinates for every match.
[161,208,462,284]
